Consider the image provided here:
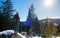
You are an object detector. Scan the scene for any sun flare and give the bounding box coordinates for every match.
[43,0,55,7]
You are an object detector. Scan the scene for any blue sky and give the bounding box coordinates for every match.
[0,0,60,21]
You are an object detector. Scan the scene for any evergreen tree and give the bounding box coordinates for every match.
[24,4,35,31]
[19,22,23,32]
[2,0,14,16]
[57,23,60,36]
[33,16,41,34]
[0,0,14,31]
[44,19,57,36]
[42,18,48,31]
[26,4,40,34]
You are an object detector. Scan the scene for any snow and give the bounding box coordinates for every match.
[54,23,58,26]
[27,36,42,38]
[17,33,26,38]
[17,33,42,38]
[56,36,60,38]
[26,36,42,38]
[49,16,60,19]
[0,30,14,35]
[0,30,42,38]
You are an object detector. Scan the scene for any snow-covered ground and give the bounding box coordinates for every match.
[17,32,26,38]
[0,30,42,38]
[16,33,42,38]
[56,36,60,38]
[0,30,14,35]
[26,36,42,38]
[0,30,26,38]
[2,30,60,38]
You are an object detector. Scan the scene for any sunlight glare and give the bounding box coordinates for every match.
[43,0,55,8]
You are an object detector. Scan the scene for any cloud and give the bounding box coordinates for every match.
[49,16,60,19]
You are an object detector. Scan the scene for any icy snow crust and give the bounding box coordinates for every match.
[0,30,41,38]
[0,30,14,35]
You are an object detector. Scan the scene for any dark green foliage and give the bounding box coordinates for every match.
[26,4,41,34]
[0,0,14,31]
[44,19,57,36]
[0,13,14,31]
[57,23,60,35]
[19,22,22,32]
[32,16,41,34]
[19,22,30,32]
[2,0,14,16]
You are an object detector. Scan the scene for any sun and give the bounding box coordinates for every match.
[43,0,54,7]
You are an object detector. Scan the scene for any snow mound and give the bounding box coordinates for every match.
[17,33,26,38]
[0,30,14,35]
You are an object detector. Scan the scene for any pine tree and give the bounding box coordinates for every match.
[2,0,14,16]
[44,19,57,36]
[26,4,40,34]
[26,4,35,26]
[0,0,14,31]
[33,16,41,34]
[57,23,60,36]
